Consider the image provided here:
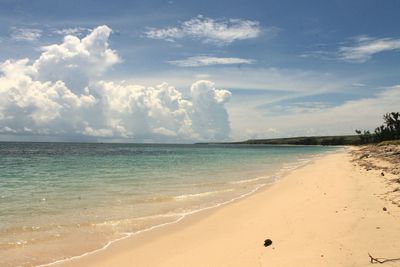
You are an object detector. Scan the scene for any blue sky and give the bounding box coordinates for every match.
[0,0,399,142]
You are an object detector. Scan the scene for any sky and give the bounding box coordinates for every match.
[0,0,399,142]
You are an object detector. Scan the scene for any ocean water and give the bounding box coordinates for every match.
[0,142,337,266]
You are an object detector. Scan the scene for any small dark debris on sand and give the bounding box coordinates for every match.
[264,239,273,247]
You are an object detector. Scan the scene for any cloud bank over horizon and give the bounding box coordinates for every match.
[0,25,232,142]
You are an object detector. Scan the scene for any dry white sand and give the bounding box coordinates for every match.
[58,149,400,267]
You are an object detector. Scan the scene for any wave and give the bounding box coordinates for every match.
[174,189,234,200]
[229,176,271,185]
[36,182,269,267]
[92,213,182,228]
[126,195,175,205]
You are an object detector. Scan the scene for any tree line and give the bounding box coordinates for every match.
[356,112,400,144]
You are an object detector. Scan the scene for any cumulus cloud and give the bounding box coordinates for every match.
[189,80,231,139]
[0,26,232,142]
[89,80,231,140]
[168,56,255,67]
[33,25,120,92]
[0,59,96,135]
[10,27,42,42]
[145,15,261,45]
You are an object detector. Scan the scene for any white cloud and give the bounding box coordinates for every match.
[124,67,352,95]
[33,25,120,92]
[168,56,255,67]
[351,82,366,87]
[53,27,89,36]
[281,85,400,134]
[303,35,400,63]
[90,80,231,140]
[0,26,232,142]
[263,102,332,115]
[145,15,261,45]
[0,59,96,134]
[339,36,400,63]
[10,27,42,42]
[189,80,231,139]
[299,50,336,60]
[228,85,400,140]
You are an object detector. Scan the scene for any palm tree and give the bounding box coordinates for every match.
[384,112,400,139]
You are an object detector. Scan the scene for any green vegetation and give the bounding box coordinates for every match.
[239,111,400,146]
[230,135,360,146]
[356,112,400,144]
[201,112,400,146]
[377,140,400,146]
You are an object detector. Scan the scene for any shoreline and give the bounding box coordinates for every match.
[53,147,400,266]
[38,148,333,267]
[38,183,267,267]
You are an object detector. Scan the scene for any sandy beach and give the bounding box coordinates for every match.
[56,147,400,267]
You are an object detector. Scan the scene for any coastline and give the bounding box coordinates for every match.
[1,144,334,267]
[55,148,400,266]
[37,150,327,267]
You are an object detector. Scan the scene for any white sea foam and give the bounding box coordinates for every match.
[93,213,182,228]
[36,182,269,267]
[174,189,234,200]
[229,176,270,184]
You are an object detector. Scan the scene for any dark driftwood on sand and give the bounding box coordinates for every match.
[368,253,400,264]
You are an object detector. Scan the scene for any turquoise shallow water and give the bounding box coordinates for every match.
[0,142,337,266]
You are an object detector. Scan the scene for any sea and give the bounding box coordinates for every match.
[0,142,338,266]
